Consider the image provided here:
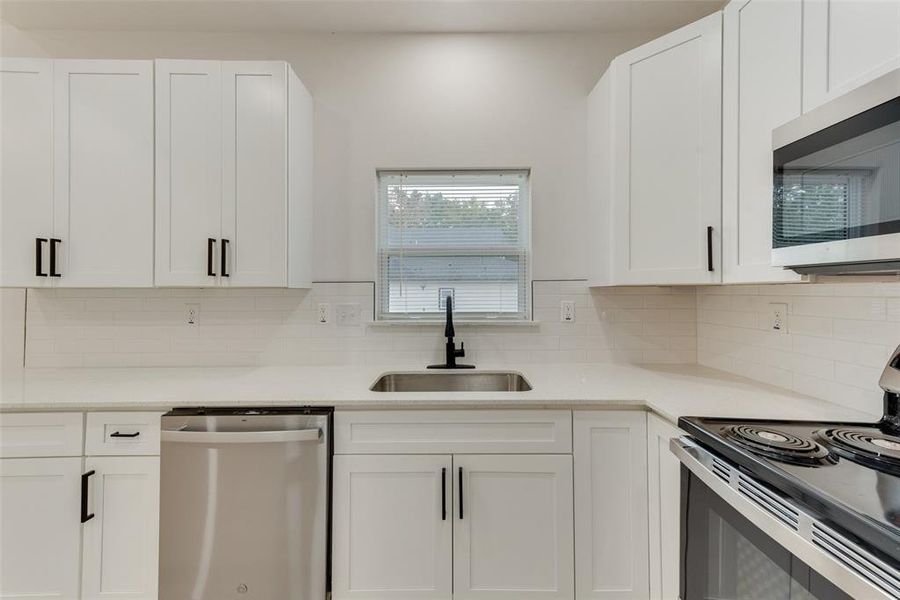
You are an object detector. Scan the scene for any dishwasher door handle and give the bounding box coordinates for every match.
[161,428,321,444]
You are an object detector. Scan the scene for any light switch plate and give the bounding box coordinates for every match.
[336,303,361,326]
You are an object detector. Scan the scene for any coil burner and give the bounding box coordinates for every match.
[721,424,836,466]
[815,428,900,474]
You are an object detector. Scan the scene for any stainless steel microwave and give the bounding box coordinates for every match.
[772,70,900,274]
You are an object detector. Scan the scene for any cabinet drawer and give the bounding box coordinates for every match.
[335,410,572,454]
[0,412,83,458]
[85,412,162,456]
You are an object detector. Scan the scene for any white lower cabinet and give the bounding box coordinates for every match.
[81,456,160,600]
[332,453,574,600]
[573,411,649,599]
[332,454,453,600]
[453,454,574,600]
[332,410,579,600]
[0,457,83,599]
[647,415,684,600]
[0,412,160,600]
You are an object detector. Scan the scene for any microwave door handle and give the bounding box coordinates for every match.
[160,429,321,444]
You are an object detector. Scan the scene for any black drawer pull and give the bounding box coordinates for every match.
[35,238,48,276]
[458,466,464,520]
[207,238,216,277]
[707,226,714,272]
[221,238,230,277]
[49,238,61,277]
[110,431,140,438]
[81,470,95,523]
[441,467,447,521]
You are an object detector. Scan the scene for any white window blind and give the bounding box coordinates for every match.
[377,170,530,321]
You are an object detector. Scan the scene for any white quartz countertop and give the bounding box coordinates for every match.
[0,363,878,425]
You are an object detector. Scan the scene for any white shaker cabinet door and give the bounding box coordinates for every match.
[722,0,804,283]
[802,0,900,112]
[220,61,288,287]
[154,59,223,287]
[81,456,160,600]
[453,454,574,600]
[332,454,453,600]
[611,12,723,285]
[0,58,54,288]
[52,60,154,287]
[0,457,83,600]
[573,411,649,599]
[647,415,684,600]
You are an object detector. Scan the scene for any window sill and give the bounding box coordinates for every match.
[369,320,540,328]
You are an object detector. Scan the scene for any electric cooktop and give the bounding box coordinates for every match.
[679,416,900,567]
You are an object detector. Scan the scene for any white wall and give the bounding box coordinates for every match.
[0,21,659,281]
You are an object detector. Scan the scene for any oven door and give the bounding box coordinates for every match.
[680,468,851,600]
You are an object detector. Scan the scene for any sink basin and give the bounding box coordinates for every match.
[370,371,532,392]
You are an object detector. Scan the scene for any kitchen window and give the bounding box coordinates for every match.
[377,170,530,321]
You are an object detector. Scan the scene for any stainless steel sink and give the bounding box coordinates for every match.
[370,371,532,392]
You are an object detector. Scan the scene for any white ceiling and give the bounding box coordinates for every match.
[0,0,726,34]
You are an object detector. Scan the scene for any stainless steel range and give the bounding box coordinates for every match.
[674,345,900,599]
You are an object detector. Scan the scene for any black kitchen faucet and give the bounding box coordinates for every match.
[427,295,475,369]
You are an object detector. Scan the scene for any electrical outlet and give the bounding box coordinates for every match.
[769,303,788,333]
[336,303,361,326]
[317,303,331,324]
[560,300,575,322]
[185,303,200,326]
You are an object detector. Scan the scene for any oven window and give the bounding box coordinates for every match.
[773,97,900,248]
[682,469,852,600]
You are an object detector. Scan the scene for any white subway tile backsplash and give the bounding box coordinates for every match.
[25,282,698,369]
[698,283,900,417]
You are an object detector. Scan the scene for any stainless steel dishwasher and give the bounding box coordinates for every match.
[159,407,332,600]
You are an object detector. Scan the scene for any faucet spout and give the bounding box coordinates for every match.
[427,294,474,369]
[444,296,455,339]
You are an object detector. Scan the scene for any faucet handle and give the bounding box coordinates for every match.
[456,342,466,358]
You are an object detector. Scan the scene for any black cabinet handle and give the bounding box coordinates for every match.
[220,238,230,277]
[35,238,48,276]
[458,466,464,520]
[706,226,714,272]
[441,467,447,521]
[49,238,61,277]
[207,238,216,277]
[81,470,95,523]
[110,431,140,438]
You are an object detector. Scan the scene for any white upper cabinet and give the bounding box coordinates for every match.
[586,69,614,287]
[1,59,154,288]
[53,60,155,287]
[221,62,289,287]
[802,0,900,113]
[610,13,723,285]
[721,0,804,283]
[0,59,53,288]
[154,60,223,287]
[155,59,313,288]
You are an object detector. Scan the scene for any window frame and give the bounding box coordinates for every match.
[375,169,532,322]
